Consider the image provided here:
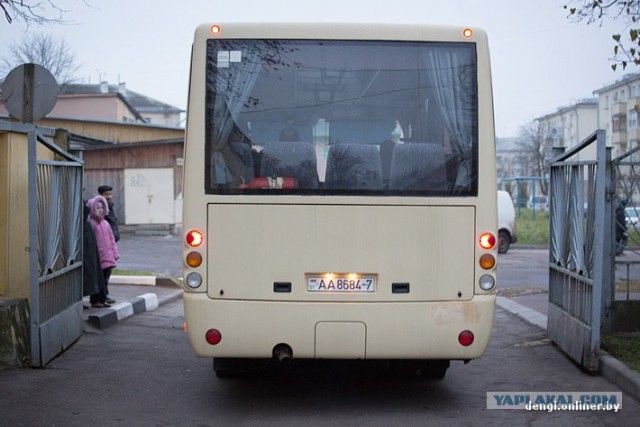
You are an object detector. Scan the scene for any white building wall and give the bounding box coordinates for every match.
[537,101,598,160]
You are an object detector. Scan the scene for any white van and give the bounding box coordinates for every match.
[497,190,517,254]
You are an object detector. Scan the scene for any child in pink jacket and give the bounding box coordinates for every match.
[87,195,119,308]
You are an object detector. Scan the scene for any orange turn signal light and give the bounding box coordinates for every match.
[479,253,496,270]
[186,251,203,268]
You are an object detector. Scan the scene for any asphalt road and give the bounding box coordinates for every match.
[498,248,549,290]
[115,233,182,277]
[1,299,638,426]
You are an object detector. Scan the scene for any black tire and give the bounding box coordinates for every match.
[214,369,236,379]
[393,360,448,380]
[418,360,449,380]
[213,358,241,379]
[498,230,510,254]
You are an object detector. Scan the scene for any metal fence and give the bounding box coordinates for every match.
[548,130,612,371]
[34,129,84,366]
[0,122,84,366]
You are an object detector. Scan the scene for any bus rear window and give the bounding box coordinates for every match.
[204,39,478,196]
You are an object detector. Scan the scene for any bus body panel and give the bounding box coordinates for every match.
[184,293,495,360]
[182,22,498,366]
[207,203,476,302]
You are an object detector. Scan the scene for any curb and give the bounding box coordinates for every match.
[599,351,640,401]
[87,289,183,330]
[496,296,640,403]
[496,296,547,330]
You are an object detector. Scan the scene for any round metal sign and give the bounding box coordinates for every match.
[1,63,59,122]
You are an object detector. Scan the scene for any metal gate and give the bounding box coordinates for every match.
[548,130,613,371]
[1,122,84,367]
[610,144,640,332]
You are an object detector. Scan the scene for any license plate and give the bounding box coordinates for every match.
[306,274,376,293]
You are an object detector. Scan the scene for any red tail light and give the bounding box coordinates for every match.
[479,232,496,250]
[206,329,222,345]
[186,230,204,247]
[458,330,474,346]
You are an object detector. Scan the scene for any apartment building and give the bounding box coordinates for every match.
[535,99,599,160]
[496,137,529,179]
[593,73,640,158]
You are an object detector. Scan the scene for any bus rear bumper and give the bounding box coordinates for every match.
[184,293,496,360]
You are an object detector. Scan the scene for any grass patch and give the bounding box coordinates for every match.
[627,226,640,249]
[615,280,640,293]
[112,269,158,276]
[601,333,640,373]
[515,209,550,245]
[112,268,182,282]
[514,208,640,249]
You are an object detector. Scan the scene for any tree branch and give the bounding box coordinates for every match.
[0,0,67,25]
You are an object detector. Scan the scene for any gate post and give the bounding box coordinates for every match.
[593,130,613,341]
[0,123,39,367]
[27,126,40,367]
[600,132,615,333]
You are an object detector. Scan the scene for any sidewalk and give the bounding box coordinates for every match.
[80,232,183,328]
[82,280,183,329]
[497,292,640,403]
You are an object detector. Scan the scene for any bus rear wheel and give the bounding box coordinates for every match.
[417,360,449,380]
[393,360,449,380]
[213,358,243,378]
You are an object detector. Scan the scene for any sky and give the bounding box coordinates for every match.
[0,0,632,137]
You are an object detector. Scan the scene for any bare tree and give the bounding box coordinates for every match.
[564,0,640,70]
[516,120,552,196]
[0,0,67,24]
[1,33,80,84]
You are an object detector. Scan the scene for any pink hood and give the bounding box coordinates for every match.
[87,195,109,221]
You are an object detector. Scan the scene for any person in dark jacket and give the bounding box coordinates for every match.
[98,185,119,304]
[98,185,120,242]
[616,199,628,256]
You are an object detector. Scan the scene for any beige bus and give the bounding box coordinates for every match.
[182,22,498,379]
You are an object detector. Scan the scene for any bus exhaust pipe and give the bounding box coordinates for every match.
[273,344,293,363]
